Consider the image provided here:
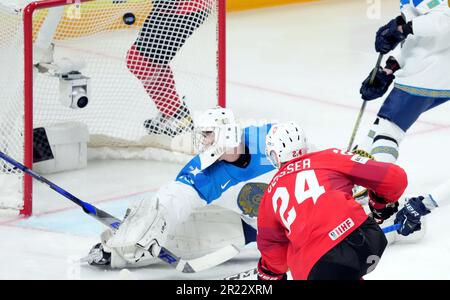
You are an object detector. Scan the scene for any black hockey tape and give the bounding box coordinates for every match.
[33,127,54,163]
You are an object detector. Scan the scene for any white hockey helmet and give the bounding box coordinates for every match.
[193,107,242,155]
[265,122,308,169]
[406,0,446,15]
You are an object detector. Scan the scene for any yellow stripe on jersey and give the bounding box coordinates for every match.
[394,83,450,98]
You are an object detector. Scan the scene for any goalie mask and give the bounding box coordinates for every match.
[193,107,242,165]
[265,122,308,169]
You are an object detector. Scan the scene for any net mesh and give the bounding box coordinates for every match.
[0,0,220,210]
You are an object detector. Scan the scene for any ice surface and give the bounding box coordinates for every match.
[0,0,449,279]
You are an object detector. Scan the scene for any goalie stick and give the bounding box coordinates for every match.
[0,150,239,273]
[222,223,401,280]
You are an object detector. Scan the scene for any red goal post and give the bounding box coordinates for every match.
[0,0,226,216]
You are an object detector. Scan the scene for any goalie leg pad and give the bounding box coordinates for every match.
[106,196,169,264]
[108,206,247,268]
[165,205,246,259]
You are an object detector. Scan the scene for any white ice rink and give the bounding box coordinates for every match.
[0,0,449,279]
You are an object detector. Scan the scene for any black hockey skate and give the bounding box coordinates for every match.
[84,243,111,266]
[144,100,194,137]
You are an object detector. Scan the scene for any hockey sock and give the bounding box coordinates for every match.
[126,45,181,117]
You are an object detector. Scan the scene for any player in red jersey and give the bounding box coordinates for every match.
[256,122,408,280]
[126,0,215,137]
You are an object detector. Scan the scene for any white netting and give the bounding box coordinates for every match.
[0,5,24,210]
[0,0,221,211]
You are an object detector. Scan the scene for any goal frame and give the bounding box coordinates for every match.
[20,0,227,216]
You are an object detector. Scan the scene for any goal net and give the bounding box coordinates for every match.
[0,0,225,215]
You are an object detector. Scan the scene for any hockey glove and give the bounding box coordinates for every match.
[368,191,399,223]
[257,258,287,280]
[394,196,431,236]
[360,67,395,101]
[375,16,412,54]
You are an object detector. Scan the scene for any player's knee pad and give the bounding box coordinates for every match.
[370,117,406,163]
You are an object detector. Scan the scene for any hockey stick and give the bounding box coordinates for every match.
[222,223,401,280]
[0,150,238,273]
[381,223,400,233]
[0,151,121,230]
[346,53,384,152]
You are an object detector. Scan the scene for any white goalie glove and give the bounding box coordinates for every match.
[106,196,169,267]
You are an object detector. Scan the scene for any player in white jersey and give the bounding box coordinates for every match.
[356,0,449,238]
[358,0,449,163]
[83,107,277,268]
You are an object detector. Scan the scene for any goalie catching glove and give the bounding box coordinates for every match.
[107,197,169,262]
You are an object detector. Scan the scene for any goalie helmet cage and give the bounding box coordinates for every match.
[0,0,226,216]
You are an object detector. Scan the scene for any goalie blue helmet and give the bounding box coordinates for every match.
[401,0,447,15]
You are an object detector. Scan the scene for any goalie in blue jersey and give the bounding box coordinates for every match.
[84,107,277,268]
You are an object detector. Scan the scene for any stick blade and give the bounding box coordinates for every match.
[176,244,240,273]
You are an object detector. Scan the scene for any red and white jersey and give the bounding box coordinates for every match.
[257,148,408,280]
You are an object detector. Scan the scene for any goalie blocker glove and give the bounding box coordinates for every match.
[368,190,399,224]
[394,196,432,236]
[360,56,400,101]
[375,15,413,54]
[256,258,287,280]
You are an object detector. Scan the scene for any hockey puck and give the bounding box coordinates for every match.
[123,13,136,26]
[118,269,137,280]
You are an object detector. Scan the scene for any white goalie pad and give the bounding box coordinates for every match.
[106,195,169,264]
[104,181,247,268]
[166,205,246,259]
[105,205,246,269]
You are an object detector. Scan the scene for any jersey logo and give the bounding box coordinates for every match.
[329,218,355,241]
[237,183,268,218]
[189,167,203,177]
[351,155,369,164]
[221,180,231,190]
